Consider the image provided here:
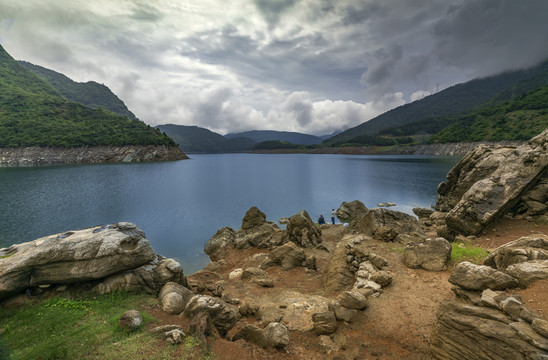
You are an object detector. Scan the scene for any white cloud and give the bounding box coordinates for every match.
[410,90,431,102]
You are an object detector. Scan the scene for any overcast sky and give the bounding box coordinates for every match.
[1,0,547,136]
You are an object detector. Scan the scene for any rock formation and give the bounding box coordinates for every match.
[435,128,548,236]
[430,235,548,359]
[403,237,452,271]
[352,207,424,241]
[0,145,188,167]
[335,200,369,223]
[0,222,156,301]
[283,209,322,248]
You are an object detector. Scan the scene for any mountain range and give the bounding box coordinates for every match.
[0,45,176,148]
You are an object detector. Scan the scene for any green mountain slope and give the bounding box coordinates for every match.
[0,45,175,148]
[325,60,548,145]
[19,61,136,119]
[225,130,322,145]
[431,84,548,142]
[156,124,256,153]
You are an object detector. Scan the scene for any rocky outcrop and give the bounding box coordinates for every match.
[0,145,188,167]
[449,261,519,291]
[352,208,424,241]
[336,200,369,223]
[204,207,284,261]
[181,295,240,337]
[232,322,289,348]
[261,242,316,271]
[283,210,322,248]
[93,255,190,295]
[430,296,548,360]
[0,222,156,301]
[436,129,548,236]
[159,282,195,315]
[403,237,452,271]
[484,234,548,271]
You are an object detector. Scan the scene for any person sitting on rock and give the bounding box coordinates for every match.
[318,214,325,225]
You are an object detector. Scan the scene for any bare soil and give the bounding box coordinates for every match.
[146,218,548,360]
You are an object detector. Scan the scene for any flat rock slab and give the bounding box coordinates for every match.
[0,222,156,301]
[448,261,519,291]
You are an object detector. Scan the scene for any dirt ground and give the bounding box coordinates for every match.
[145,218,548,360]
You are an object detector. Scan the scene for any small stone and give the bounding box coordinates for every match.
[312,311,338,335]
[337,290,368,310]
[228,268,243,280]
[500,297,523,321]
[256,279,274,287]
[118,310,142,330]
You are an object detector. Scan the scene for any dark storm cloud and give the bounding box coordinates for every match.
[342,3,382,26]
[254,0,299,27]
[433,0,548,76]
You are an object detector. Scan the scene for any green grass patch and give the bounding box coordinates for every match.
[450,241,490,265]
[0,291,193,360]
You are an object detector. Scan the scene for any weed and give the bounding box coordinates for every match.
[450,241,490,265]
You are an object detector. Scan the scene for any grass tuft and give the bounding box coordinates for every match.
[450,241,490,265]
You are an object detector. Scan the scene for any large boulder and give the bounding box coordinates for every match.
[321,235,359,293]
[505,260,548,287]
[159,282,195,315]
[0,223,156,301]
[93,256,189,295]
[483,234,548,271]
[449,261,519,291]
[283,210,322,248]
[352,208,424,241]
[438,129,548,235]
[181,295,240,337]
[204,227,236,261]
[232,322,289,348]
[430,299,548,359]
[403,237,452,271]
[336,200,369,223]
[261,242,315,271]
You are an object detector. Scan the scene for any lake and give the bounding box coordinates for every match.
[0,154,459,273]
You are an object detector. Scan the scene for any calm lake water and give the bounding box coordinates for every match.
[0,154,459,273]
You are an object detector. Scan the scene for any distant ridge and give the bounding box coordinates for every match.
[325,60,548,145]
[225,130,322,145]
[156,124,256,153]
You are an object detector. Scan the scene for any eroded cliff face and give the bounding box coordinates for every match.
[0,145,188,167]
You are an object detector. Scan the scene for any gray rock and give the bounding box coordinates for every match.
[261,242,306,271]
[284,210,322,248]
[412,207,434,219]
[255,278,274,287]
[182,295,240,337]
[370,271,393,287]
[118,310,142,330]
[500,297,523,321]
[163,329,185,344]
[438,129,548,235]
[0,223,156,301]
[93,256,189,295]
[241,267,267,280]
[449,261,519,290]
[204,227,236,261]
[336,200,369,223]
[403,237,452,272]
[505,260,548,287]
[232,322,289,348]
[263,322,289,348]
[329,303,358,322]
[483,234,548,271]
[159,282,194,315]
[337,290,368,310]
[353,208,424,242]
[430,299,548,359]
[322,235,357,293]
[532,318,548,338]
[312,311,338,335]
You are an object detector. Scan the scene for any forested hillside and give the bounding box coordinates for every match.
[156,124,256,153]
[0,45,176,148]
[325,60,548,145]
[19,61,136,119]
[225,130,322,145]
[432,84,548,142]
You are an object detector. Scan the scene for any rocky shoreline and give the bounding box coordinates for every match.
[1,129,547,359]
[250,140,525,157]
[0,145,188,167]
